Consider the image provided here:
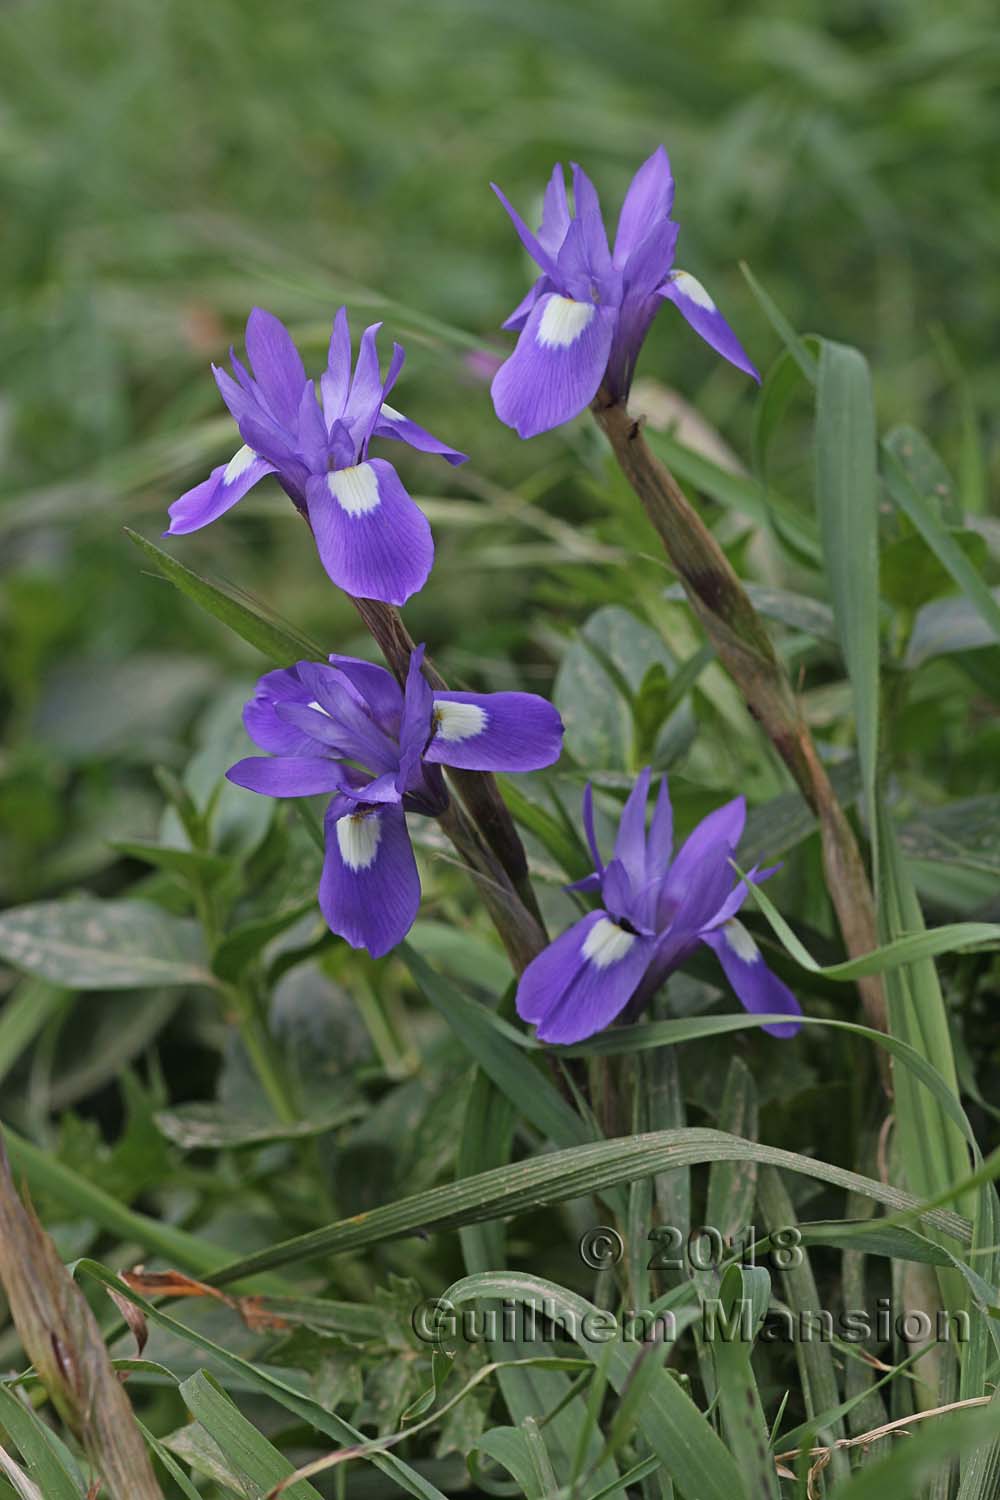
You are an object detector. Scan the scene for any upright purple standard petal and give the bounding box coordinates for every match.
[305,458,433,605]
[243,666,322,755]
[165,448,275,535]
[321,307,352,427]
[491,295,616,439]
[701,922,802,1038]
[423,691,564,772]
[613,146,675,268]
[662,271,760,382]
[491,183,562,281]
[244,308,309,428]
[516,910,655,1045]
[538,164,571,255]
[326,654,404,735]
[319,800,421,958]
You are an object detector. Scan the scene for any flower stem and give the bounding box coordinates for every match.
[592,394,886,1038]
[224,979,299,1125]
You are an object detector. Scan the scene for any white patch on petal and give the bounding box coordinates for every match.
[671,271,716,312]
[306,700,331,717]
[380,401,403,421]
[582,917,636,969]
[224,444,257,484]
[336,811,382,871]
[328,463,381,517]
[724,919,759,964]
[432,700,487,742]
[537,296,596,349]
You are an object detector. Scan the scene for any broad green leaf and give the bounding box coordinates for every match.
[882,443,1000,646]
[884,423,961,526]
[110,839,232,883]
[0,980,70,1090]
[153,1094,361,1150]
[899,795,1000,875]
[475,1426,551,1500]
[553,605,682,770]
[160,1421,249,1496]
[179,1371,323,1499]
[906,591,1000,668]
[211,898,318,982]
[815,339,880,841]
[741,584,837,641]
[125,527,324,664]
[2,1127,289,1289]
[0,899,214,989]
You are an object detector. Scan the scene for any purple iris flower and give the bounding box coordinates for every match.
[491,147,759,439]
[516,769,802,1045]
[226,647,564,958]
[166,307,467,606]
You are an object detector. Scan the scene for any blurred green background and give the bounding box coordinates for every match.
[2,0,998,908]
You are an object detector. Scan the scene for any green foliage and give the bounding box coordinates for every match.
[2,0,1000,1495]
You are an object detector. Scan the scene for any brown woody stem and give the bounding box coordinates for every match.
[592,394,886,1038]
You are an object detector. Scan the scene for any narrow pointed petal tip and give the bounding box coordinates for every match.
[663,270,760,382]
[702,921,802,1038]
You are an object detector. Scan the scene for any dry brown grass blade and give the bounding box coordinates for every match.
[0,1132,164,1500]
[120,1267,290,1333]
[774,1393,994,1494]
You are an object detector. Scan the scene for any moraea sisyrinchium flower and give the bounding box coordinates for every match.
[166,307,466,605]
[491,147,759,439]
[227,647,563,957]
[516,769,801,1044]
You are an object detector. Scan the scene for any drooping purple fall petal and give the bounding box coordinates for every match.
[662,271,760,382]
[491,295,617,439]
[517,909,656,1045]
[319,800,421,957]
[305,458,434,605]
[165,448,275,535]
[701,922,802,1037]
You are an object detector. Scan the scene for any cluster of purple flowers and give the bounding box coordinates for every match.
[167,148,800,1045]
